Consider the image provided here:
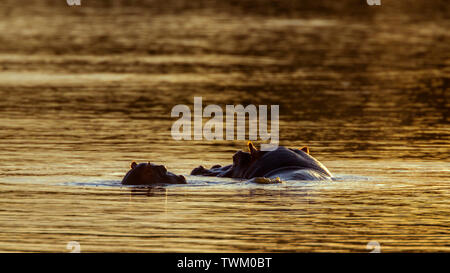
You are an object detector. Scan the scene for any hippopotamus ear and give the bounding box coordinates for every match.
[130,162,137,169]
[300,146,310,154]
[248,141,258,156]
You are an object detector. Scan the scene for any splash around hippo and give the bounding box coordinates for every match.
[121,142,333,185]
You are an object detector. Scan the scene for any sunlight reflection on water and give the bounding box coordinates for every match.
[0,1,448,252]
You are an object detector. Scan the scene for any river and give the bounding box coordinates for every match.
[0,0,448,252]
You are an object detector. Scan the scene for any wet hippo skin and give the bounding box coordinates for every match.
[191,142,333,181]
[121,162,186,185]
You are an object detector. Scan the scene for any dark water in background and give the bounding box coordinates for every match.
[0,0,448,252]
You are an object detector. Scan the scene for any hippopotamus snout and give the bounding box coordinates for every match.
[121,162,186,185]
[191,165,207,175]
[190,164,233,177]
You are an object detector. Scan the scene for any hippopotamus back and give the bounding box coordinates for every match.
[243,146,331,179]
[191,143,333,181]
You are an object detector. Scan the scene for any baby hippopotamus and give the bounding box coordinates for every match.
[121,162,186,185]
[191,142,332,181]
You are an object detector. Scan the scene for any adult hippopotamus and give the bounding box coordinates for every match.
[121,162,186,185]
[191,142,333,181]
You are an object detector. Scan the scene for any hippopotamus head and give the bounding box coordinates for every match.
[191,142,332,179]
[121,162,186,185]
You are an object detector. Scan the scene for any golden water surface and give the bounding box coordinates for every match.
[0,0,448,252]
